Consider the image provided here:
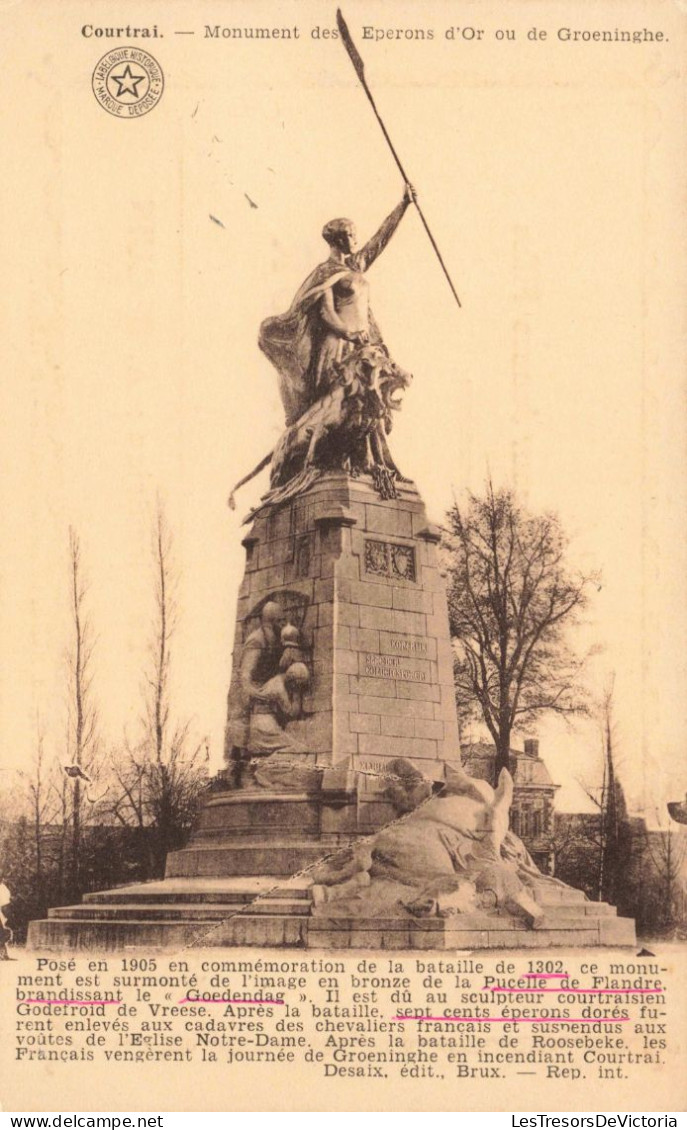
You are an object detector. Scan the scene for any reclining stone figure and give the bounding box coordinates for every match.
[310,761,547,927]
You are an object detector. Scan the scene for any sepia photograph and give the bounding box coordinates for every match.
[0,0,685,1114]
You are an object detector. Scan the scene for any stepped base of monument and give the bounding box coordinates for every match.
[164,783,364,878]
[26,878,313,951]
[166,841,343,878]
[307,912,636,950]
[26,876,636,951]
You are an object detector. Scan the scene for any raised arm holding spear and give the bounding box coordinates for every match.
[228,13,461,510]
[336,8,462,309]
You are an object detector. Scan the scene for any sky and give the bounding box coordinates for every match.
[1,0,685,820]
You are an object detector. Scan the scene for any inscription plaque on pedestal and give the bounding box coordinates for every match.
[362,654,429,682]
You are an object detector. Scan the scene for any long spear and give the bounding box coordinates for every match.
[336,8,462,309]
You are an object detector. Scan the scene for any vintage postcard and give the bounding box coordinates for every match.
[0,0,685,1114]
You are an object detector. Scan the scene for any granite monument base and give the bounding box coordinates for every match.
[27,874,636,951]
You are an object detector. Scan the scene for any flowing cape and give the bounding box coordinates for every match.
[258,255,383,426]
[258,261,349,426]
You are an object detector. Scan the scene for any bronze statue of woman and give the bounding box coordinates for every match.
[259,184,416,426]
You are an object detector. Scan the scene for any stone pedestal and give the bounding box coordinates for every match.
[167,472,460,880]
[27,471,637,951]
[228,467,458,768]
[166,780,359,878]
[230,471,459,773]
[26,875,636,951]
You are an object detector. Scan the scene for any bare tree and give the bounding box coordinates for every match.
[597,681,627,904]
[642,818,687,935]
[444,483,598,780]
[65,528,100,893]
[148,505,174,765]
[18,718,60,904]
[56,773,69,897]
[574,679,631,903]
[110,504,209,876]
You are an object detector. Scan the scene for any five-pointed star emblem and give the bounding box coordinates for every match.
[110,64,145,98]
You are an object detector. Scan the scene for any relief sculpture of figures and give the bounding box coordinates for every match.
[225,600,310,786]
[247,661,310,759]
[229,187,417,512]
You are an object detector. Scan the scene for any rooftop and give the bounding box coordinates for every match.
[461,741,557,788]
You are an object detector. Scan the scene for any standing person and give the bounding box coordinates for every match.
[0,883,12,959]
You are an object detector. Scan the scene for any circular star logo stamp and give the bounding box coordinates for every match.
[92,48,164,118]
